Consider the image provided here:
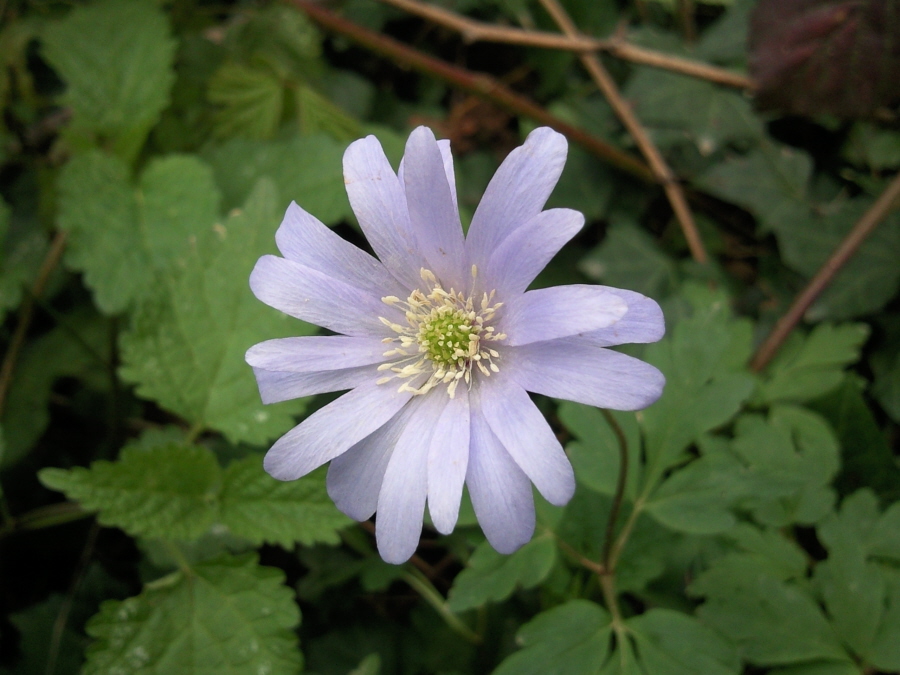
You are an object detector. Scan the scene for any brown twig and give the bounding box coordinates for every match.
[377,0,754,89]
[290,0,655,183]
[750,173,900,372]
[0,230,68,416]
[536,0,709,264]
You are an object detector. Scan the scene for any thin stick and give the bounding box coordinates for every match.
[0,230,68,416]
[750,173,900,372]
[377,0,754,89]
[291,0,655,183]
[536,0,709,264]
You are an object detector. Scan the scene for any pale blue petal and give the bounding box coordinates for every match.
[250,255,398,337]
[506,338,666,410]
[466,127,567,269]
[501,285,628,346]
[275,202,407,299]
[427,389,471,534]
[327,404,413,521]
[482,208,583,295]
[478,375,575,506]
[343,135,427,289]
[466,399,535,553]
[578,288,665,346]
[399,138,458,223]
[263,380,413,481]
[376,393,449,564]
[246,336,387,372]
[402,127,467,287]
[252,365,375,403]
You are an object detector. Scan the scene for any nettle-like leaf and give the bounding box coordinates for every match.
[39,440,349,545]
[447,533,556,612]
[40,0,177,159]
[204,132,351,221]
[493,601,739,675]
[57,151,221,314]
[119,179,315,444]
[749,0,900,118]
[82,554,302,675]
[208,62,284,141]
[219,455,349,547]
[759,323,870,404]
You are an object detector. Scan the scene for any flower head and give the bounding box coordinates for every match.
[246,126,665,563]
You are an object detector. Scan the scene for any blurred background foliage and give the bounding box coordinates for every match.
[0,0,899,673]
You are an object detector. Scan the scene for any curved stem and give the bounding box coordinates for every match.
[403,568,482,644]
[750,171,900,372]
[600,409,628,571]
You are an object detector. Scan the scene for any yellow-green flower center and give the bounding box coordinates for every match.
[377,268,505,398]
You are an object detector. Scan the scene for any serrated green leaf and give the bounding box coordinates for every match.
[295,84,362,142]
[869,568,900,670]
[493,600,612,675]
[119,179,314,444]
[446,533,556,612]
[760,323,870,403]
[38,443,220,540]
[219,456,349,547]
[82,554,302,675]
[691,554,849,666]
[41,0,176,160]
[626,609,740,675]
[57,151,221,314]
[209,62,284,141]
[578,221,678,299]
[204,132,351,222]
[767,662,862,675]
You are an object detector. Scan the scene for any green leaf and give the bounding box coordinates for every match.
[578,221,678,299]
[626,609,740,675]
[0,195,47,323]
[294,84,362,142]
[844,122,900,170]
[0,594,87,675]
[691,554,850,666]
[57,151,221,314]
[492,600,612,675]
[870,568,900,671]
[767,662,862,675]
[446,533,556,612]
[641,286,755,485]
[559,402,642,499]
[41,0,176,160]
[208,62,284,141]
[871,321,900,424]
[759,323,870,404]
[625,67,763,154]
[730,406,839,526]
[0,308,109,467]
[219,456,350,547]
[38,443,220,540]
[204,132,351,222]
[119,178,314,444]
[82,554,302,675]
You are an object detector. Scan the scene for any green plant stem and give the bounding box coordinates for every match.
[288,0,655,183]
[402,568,482,644]
[0,501,91,540]
[600,409,628,570]
[750,170,900,372]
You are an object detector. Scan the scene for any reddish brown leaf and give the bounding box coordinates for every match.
[749,0,900,118]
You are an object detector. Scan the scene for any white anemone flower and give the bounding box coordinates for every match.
[246,126,665,563]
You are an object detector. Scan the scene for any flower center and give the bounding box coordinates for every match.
[377,268,506,398]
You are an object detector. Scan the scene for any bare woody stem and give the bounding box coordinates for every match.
[536,0,709,264]
[378,0,753,90]
[750,171,900,372]
[290,0,655,183]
